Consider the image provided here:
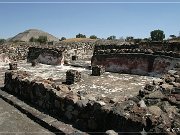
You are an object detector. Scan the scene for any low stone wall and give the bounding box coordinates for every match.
[92,53,180,75]
[94,40,180,53]
[139,41,180,53]
[3,68,180,134]
[27,47,65,65]
[93,45,180,58]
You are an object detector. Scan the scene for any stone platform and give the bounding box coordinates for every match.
[0,61,154,101]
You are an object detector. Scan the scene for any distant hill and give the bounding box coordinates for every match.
[10,29,59,42]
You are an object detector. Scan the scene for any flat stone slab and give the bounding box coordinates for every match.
[0,92,54,135]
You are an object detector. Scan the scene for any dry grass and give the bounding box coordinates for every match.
[62,38,97,42]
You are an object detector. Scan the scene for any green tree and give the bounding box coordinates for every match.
[60,37,66,41]
[150,29,165,41]
[0,39,6,45]
[107,35,116,40]
[126,36,134,42]
[169,35,176,39]
[90,35,97,39]
[29,37,37,42]
[76,33,86,38]
[37,36,47,44]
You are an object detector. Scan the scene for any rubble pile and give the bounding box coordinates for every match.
[136,62,180,134]
[0,43,33,61]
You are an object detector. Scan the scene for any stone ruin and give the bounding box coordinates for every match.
[66,70,81,85]
[9,62,17,70]
[1,41,180,134]
[3,62,180,134]
[27,47,65,65]
[0,41,94,62]
[92,65,105,76]
[92,42,180,76]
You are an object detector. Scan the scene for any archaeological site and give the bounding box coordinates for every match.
[0,29,179,135]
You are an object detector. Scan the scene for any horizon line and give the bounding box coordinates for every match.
[0,1,180,4]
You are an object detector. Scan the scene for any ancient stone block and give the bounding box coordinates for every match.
[66,70,81,84]
[92,65,105,76]
[27,47,65,65]
[161,84,174,94]
[153,78,163,85]
[165,76,175,83]
[145,90,165,99]
[148,106,162,118]
[9,63,17,70]
[56,84,69,93]
[65,93,79,104]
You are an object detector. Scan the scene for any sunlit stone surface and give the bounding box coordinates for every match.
[0,60,155,100]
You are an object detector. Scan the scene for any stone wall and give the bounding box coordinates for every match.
[0,43,31,61]
[3,66,180,134]
[92,43,180,75]
[94,41,180,53]
[92,53,179,75]
[3,70,146,133]
[139,41,180,53]
[0,41,95,62]
[56,42,94,61]
[93,44,180,58]
[27,47,65,65]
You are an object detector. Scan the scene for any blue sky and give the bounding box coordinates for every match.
[0,0,180,39]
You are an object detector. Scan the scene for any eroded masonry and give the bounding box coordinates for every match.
[0,41,180,135]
